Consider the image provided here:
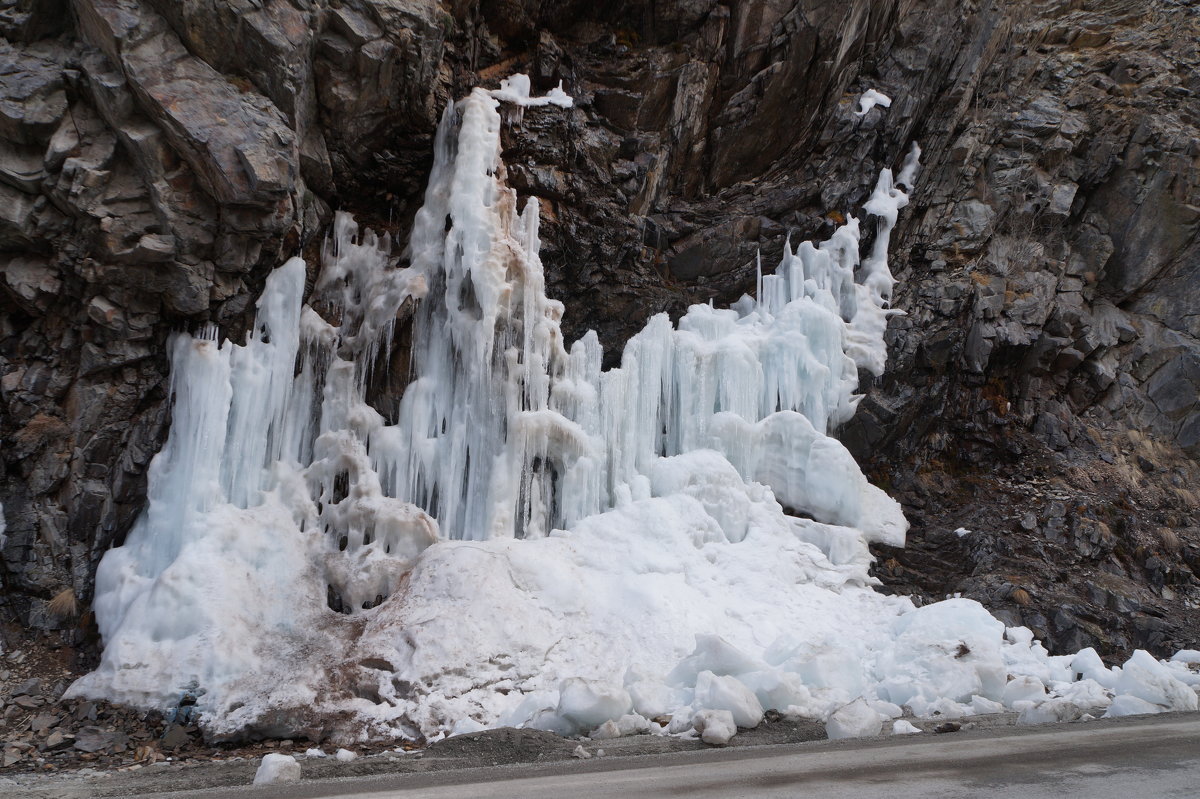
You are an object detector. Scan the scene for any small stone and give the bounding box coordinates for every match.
[44,731,72,750]
[13,695,41,710]
[335,748,357,763]
[74,726,127,753]
[29,713,59,735]
[933,722,962,734]
[160,724,191,751]
[14,678,42,697]
[3,748,22,767]
[571,744,592,759]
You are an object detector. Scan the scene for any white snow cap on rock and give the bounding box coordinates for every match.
[253,753,300,785]
[335,748,358,763]
[855,89,892,116]
[490,73,573,108]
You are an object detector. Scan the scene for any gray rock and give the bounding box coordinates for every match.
[73,725,128,753]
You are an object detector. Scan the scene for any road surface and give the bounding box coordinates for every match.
[157,713,1200,799]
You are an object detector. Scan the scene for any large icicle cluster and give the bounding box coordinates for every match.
[69,79,1200,741]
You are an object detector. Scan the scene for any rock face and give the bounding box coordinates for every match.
[2,0,1199,662]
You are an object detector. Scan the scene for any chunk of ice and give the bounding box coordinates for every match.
[557,679,633,732]
[1103,694,1164,718]
[826,698,883,740]
[692,709,737,745]
[253,753,300,785]
[693,671,764,729]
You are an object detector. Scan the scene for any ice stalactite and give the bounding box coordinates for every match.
[72,78,1198,742]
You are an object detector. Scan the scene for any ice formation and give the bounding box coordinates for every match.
[69,77,1200,742]
[854,89,892,116]
[253,753,300,785]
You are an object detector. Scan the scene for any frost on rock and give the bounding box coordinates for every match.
[68,78,1198,743]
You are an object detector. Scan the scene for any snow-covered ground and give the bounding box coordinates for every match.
[66,79,1200,745]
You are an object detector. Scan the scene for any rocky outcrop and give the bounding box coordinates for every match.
[2,0,1199,665]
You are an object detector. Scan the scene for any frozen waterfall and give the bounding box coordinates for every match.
[69,79,1198,741]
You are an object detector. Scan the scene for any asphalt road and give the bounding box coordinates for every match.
[181,713,1200,799]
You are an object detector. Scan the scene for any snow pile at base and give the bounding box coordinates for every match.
[68,77,1200,743]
